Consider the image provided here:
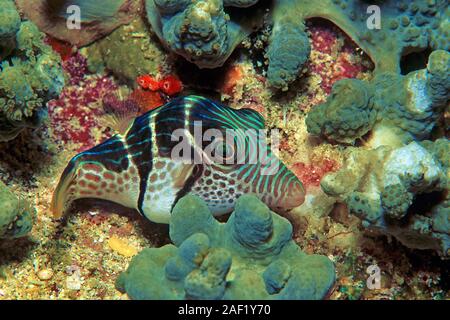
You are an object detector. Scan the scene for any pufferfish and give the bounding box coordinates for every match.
[52,95,304,223]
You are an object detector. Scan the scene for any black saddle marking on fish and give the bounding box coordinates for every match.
[125,113,153,216]
[171,163,204,212]
[154,99,187,158]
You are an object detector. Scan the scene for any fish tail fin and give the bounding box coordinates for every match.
[100,89,140,135]
[51,156,80,219]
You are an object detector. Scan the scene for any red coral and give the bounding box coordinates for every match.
[292,158,340,190]
[45,36,75,62]
[129,88,165,112]
[48,73,117,151]
[221,65,243,96]
[160,75,183,96]
[307,22,372,94]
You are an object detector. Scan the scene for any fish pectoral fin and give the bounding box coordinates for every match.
[171,163,195,188]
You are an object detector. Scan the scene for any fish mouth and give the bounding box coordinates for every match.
[51,160,78,219]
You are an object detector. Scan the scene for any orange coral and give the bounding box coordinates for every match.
[221,65,243,95]
[129,88,164,112]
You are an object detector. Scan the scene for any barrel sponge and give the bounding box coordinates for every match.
[0,180,35,239]
[0,13,64,141]
[224,0,259,7]
[116,194,335,300]
[429,7,450,51]
[306,78,376,144]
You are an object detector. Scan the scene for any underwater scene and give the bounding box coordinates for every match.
[0,0,449,301]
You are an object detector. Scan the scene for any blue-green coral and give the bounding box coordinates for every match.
[321,139,450,257]
[117,194,335,299]
[145,0,263,69]
[0,180,35,239]
[18,1,449,90]
[307,50,449,147]
[0,0,65,141]
[266,0,449,89]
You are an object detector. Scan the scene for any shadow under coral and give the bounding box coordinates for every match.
[0,128,55,186]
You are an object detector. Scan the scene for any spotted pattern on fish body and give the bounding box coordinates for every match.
[52,96,305,223]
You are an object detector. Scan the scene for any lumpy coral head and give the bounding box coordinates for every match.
[321,140,450,257]
[306,78,376,145]
[116,194,335,300]
[0,3,64,141]
[146,0,263,68]
[0,181,35,239]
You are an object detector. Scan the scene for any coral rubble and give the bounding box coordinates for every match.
[0,0,64,141]
[0,180,34,239]
[117,194,335,299]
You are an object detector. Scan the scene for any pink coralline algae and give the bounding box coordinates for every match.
[292,158,340,191]
[307,22,372,95]
[47,52,117,151]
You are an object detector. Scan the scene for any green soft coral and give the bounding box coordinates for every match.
[0,4,65,141]
[117,194,335,300]
[0,180,35,239]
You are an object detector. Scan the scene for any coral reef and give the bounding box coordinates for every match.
[16,1,449,90]
[306,50,450,147]
[320,139,449,257]
[116,194,335,299]
[15,0,142,47]
[0,180,35,239]
[0,0,65,141]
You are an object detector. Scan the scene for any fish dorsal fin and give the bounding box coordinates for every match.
[100,89,141,135]
[99,113,136,136]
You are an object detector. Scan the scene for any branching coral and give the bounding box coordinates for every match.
[306,50,449,147]
[320,139,449,257]
[0,180,35,239]
[117,194,335,299]
[0,0,65,141]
